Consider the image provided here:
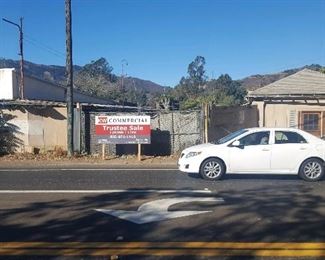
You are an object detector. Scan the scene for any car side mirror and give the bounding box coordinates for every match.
[231,140,244,148]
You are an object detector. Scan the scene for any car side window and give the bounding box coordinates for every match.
[275,131,307,144]
[239,131,270,146]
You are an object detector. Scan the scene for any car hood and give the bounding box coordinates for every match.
[182,143,216,153]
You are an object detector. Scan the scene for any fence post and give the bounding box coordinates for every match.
[204,103,209,143]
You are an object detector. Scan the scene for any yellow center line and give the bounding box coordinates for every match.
[0,248,325,257]
[1,242,325,249]
[1,242,325,257]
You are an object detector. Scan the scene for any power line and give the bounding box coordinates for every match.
[24,38,65,60]
[24,34,65,58]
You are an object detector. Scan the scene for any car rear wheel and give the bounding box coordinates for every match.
[299,158,324,182]
[200,158,225,181]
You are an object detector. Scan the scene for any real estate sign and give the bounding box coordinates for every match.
[95,115,151,144]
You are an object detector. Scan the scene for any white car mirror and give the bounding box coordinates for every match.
[232,140,241,147]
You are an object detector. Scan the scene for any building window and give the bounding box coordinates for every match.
[303,113,319,131]
[300,112,321,137]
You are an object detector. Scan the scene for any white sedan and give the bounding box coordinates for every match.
[178,128,325,181]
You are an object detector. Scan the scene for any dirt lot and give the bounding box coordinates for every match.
[0,153,178,168]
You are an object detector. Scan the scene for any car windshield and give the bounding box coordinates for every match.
[213,129,248,144]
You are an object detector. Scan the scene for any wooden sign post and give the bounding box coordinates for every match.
[102,143,106,160]
[138,143,141,161]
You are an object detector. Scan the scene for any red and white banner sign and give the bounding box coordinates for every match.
[95,115,151,144]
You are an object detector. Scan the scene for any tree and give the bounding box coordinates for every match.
[0,110,23,155]
[126,88,147,107]
[320,67,325,74]
[174,56,207,103]
[175,76,202,99]
[169,56,249,110]
[207,74,247,104]
[74,58,152,106]
[187,56,207,87]
[81,57,116,82]
[179,98,201,110]
[74,58,116,98]
[155,92,177,111]
[215,74,232,89]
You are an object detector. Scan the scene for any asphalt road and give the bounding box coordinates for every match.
[0,167,325,259]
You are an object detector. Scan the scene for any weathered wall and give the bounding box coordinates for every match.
[27,107,67,150]
[254,101,265,127]
[1,106,67,153]
[84,110,203,156]
[1,108,27,153]
[208,105,259,142]
[253,101,325,128]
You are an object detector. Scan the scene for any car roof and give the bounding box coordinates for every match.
[245,127,303,132]
[243,127,324,142]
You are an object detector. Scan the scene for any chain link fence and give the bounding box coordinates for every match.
[82,110,203,156]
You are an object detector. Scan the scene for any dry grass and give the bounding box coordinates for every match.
[0,152,178,165]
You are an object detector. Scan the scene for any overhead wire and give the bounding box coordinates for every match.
[22,34,66,82]
[24,34,65,60]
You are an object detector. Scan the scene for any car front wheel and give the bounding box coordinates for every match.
[200,158,225,181]
[299,158,324,182]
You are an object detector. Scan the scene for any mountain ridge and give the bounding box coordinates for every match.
[0,58,168,94]
[1,58,324,93]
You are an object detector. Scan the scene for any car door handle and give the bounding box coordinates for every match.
[262,148,270,151]
[300,147,307,150]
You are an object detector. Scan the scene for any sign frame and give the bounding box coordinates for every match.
[95,115,151,144]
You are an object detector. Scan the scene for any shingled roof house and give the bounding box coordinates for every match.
[248,69,325,138]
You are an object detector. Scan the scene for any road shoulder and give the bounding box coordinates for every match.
[0,155,178,169]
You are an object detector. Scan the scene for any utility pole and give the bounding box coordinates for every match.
[2,17,24,99]
[65,0,74,156]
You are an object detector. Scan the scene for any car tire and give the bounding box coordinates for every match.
[299,158,324,182]
[200,158,225,181]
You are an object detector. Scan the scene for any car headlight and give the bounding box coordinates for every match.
[185,151,202,158]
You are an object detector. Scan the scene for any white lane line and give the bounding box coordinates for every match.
[0,168,177,172]
[0,189,211,194]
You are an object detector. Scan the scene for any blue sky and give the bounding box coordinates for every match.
[0,0,324,87]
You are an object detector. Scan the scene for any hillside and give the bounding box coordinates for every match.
[0,58,82,83]
[1,58,324,93]
[0,58,167,94]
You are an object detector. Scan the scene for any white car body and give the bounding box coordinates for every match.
[178,128,325,176]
